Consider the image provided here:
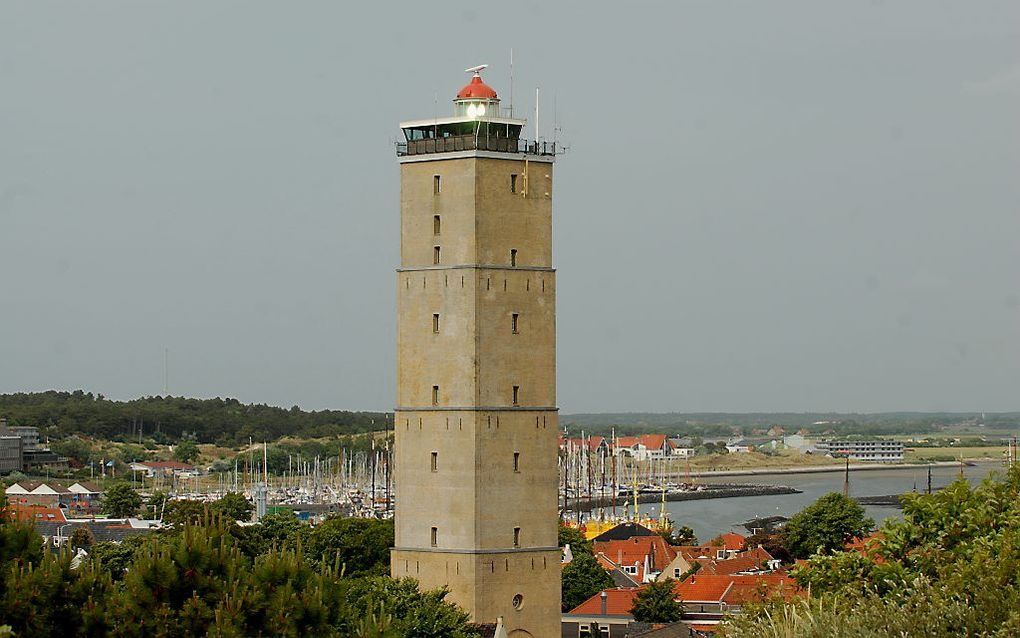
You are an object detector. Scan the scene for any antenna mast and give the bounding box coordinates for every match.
[509,49,514,118]
[535,88,540,142]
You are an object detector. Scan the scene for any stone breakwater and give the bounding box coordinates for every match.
[568,483,801,513]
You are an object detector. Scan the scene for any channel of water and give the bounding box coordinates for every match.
[634,462,1002,543]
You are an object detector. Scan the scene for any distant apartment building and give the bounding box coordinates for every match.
[0,433,21,473]
[817,439,904,462]
[8,426,40,450]
[0,418,69,473]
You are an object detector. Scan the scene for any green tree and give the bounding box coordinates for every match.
[783,492,873,559]
[90,540,138,579]
[630,577,683,623]
[211,491,253,522]
[232,510,307,558]
[341,577,479,638]
[743,530,791,564]
[561,551,614,611]
[173,440,200,464]
[69,526,95,550]
[306,517,394,576]
[659,525,697,546]
[163,499,209,526]
[146,489,170,519]
[103,483,142,518]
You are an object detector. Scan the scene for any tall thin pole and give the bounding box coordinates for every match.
[508,48,513,118]
[534,88,540,142]
[162,347,168,395]
[927,463,932,495]
[843,457,850,498]
[611,428,618,519]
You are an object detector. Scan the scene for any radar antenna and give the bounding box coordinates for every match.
[464,64,488,75]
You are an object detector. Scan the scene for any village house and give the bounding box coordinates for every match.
[668,438,696,459]
[563,571,801,636]
[5,481,74,508]
[593,534,679,583]
[614,435,674,461]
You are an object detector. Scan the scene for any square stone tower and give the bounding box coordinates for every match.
[390,67,560,637]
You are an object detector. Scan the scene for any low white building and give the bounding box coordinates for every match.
[817,439,904,462]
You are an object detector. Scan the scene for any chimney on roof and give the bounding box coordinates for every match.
[600,590,607,615]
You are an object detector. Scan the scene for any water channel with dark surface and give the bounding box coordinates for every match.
[634,462,1002,543]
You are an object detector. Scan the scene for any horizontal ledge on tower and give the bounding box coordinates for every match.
[398,149,556,165]
[392,546,560,555]
[397,265,555,273]
[395,406,559,412]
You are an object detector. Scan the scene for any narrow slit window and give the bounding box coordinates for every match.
[512,385,520,406]
[433,313,440,333]
[431,451,438,472]
[432,385,439,406]
[511,313,519,334]
[510,174,518,193]
[433,215,441,235]
[431,527,438,547]
[513,452,520,473]
[433,246,440,264]
[513,527,521,548]
[433,175,441,194]
[510,249,517,267]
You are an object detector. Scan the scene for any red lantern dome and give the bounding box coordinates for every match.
[456,73,498,100]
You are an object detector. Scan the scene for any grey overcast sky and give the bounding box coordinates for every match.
[2,1,1018,413]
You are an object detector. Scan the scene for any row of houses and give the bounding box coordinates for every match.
[5,480,104,515]
[561,435,696,461]
[4,502,162,546]
[562,431,906,463]
[562,524,799,636]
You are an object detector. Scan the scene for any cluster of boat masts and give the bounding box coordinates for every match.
[154,444,395,519]
[558,438,713,534]
[150,437,703,527]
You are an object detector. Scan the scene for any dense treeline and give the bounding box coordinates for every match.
[0,505,476,637]
[562,411,1020,437]
[0,391,391,445]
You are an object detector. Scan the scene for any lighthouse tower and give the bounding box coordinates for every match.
[391,67,560,637]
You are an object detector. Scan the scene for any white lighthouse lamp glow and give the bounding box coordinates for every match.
[454,64,500,119]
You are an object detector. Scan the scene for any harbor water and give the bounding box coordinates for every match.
[636,462,1002,543]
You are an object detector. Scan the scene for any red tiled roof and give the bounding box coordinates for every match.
[673,575,736,602]
[564,436,607,453]
[711,547,775,575]
[721,573,800,604]
[845,531,884,554]
[4,504,67,523]
[712,532,747,552]
[595,535,678,580]
[674,573,801,604]
[614,434,672,451]
[567,587,642,616]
